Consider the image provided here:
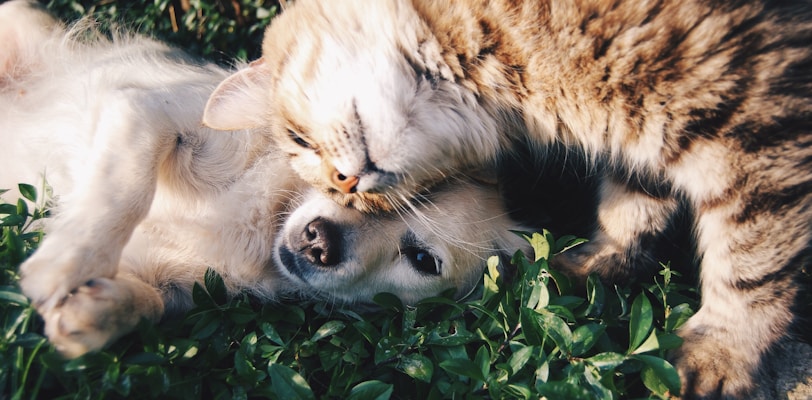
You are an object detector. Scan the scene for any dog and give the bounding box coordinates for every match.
[0,0,531,358]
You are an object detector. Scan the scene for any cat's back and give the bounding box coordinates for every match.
[440,0,812,163]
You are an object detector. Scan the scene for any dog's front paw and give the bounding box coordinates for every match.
[41,277,162,358]
[671,327,757,399]
[19,238,119,312]
[19,253,77,312]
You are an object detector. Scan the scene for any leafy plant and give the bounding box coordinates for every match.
[0,186,700,399]
[42,0,282,64]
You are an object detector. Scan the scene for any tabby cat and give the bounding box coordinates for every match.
[203,0,812,398]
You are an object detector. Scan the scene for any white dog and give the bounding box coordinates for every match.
[0,1,530,358]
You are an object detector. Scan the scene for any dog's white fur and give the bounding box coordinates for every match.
[0,1,529,358]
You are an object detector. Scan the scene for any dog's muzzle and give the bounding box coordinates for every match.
[279,218,344,281]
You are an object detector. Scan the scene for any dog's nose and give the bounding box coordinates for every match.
[330,169,359,194]
[299,218,342,266]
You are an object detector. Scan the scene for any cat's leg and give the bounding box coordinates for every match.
[551,176,679,281]
[673,188,807,398]
[19,89,178,314]
[43,274,164,358]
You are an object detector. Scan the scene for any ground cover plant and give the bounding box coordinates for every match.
[1,183,700,399]
[42,0,282,64]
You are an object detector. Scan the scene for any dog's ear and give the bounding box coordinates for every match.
[0,0,61,80]
[203,58,271,130]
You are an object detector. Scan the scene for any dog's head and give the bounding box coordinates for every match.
[274,179,531,305]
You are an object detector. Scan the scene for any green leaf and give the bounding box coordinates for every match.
[16,199,29,220]
[260,322,286,346]
[374,336,403,365]
[631,330,660,355]
[533,309,573,353]
[267,364,315,400]
[554,235,588,254]
[0,203,17,215]
[537,381,595,400]
[520,308,546,346]
[347,380,393,400]
[397,353,434,383]
[227,306,258,324]
[546,267,574,296]
[1,214,25,227]
[372,292,403,312]
[628,294,653,354]
[424,323,477,346]
[656,333,684,351]
[18,183,37,202]
[632,354,681,397]
[189,311,221,339]
[203,268,228,305]
[507,345,534,374]
[191,282,213,307]
[586,352,627,371]
[570,323,606,357]
[474,345,489,381]
[583,274,606,318]
[482,256,500,301]
[503,383,533,398]
[438,358,486,382]
[311,320,346,342]
[524,231,551,261]
[0,288,29,306]
[665,303,695,332]
[535,354,551,383]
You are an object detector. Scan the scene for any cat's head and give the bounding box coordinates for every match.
[203,0,503,212]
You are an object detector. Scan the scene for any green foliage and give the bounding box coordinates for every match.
[43,0,281,64]
[0,188,700,399]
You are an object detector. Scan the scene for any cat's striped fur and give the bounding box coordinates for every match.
[204,1,812,398]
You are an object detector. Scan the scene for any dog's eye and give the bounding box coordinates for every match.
[288,129,312,149]
[403,246,442,276]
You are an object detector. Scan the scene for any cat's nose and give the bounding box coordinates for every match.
[331,169,359,193]
[299,218,342,266]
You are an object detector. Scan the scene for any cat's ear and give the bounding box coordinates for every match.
[203,58,271,130]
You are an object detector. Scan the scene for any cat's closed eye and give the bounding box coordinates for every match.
[288,128,312,149]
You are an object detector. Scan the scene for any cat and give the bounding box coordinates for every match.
[202,0,812,398]
[0,0,530,358]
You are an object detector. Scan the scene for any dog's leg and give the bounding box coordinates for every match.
[19,88,178,315]
[43,274,164,358]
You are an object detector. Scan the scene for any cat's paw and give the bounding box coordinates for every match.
[671,327,757,399]
[550,239,654,283]
[41,277,161,358]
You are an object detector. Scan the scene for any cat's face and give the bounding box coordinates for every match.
[275,182,528,305]
[204,0,501,212]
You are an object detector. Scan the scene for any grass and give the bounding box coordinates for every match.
[0,184,700,399]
